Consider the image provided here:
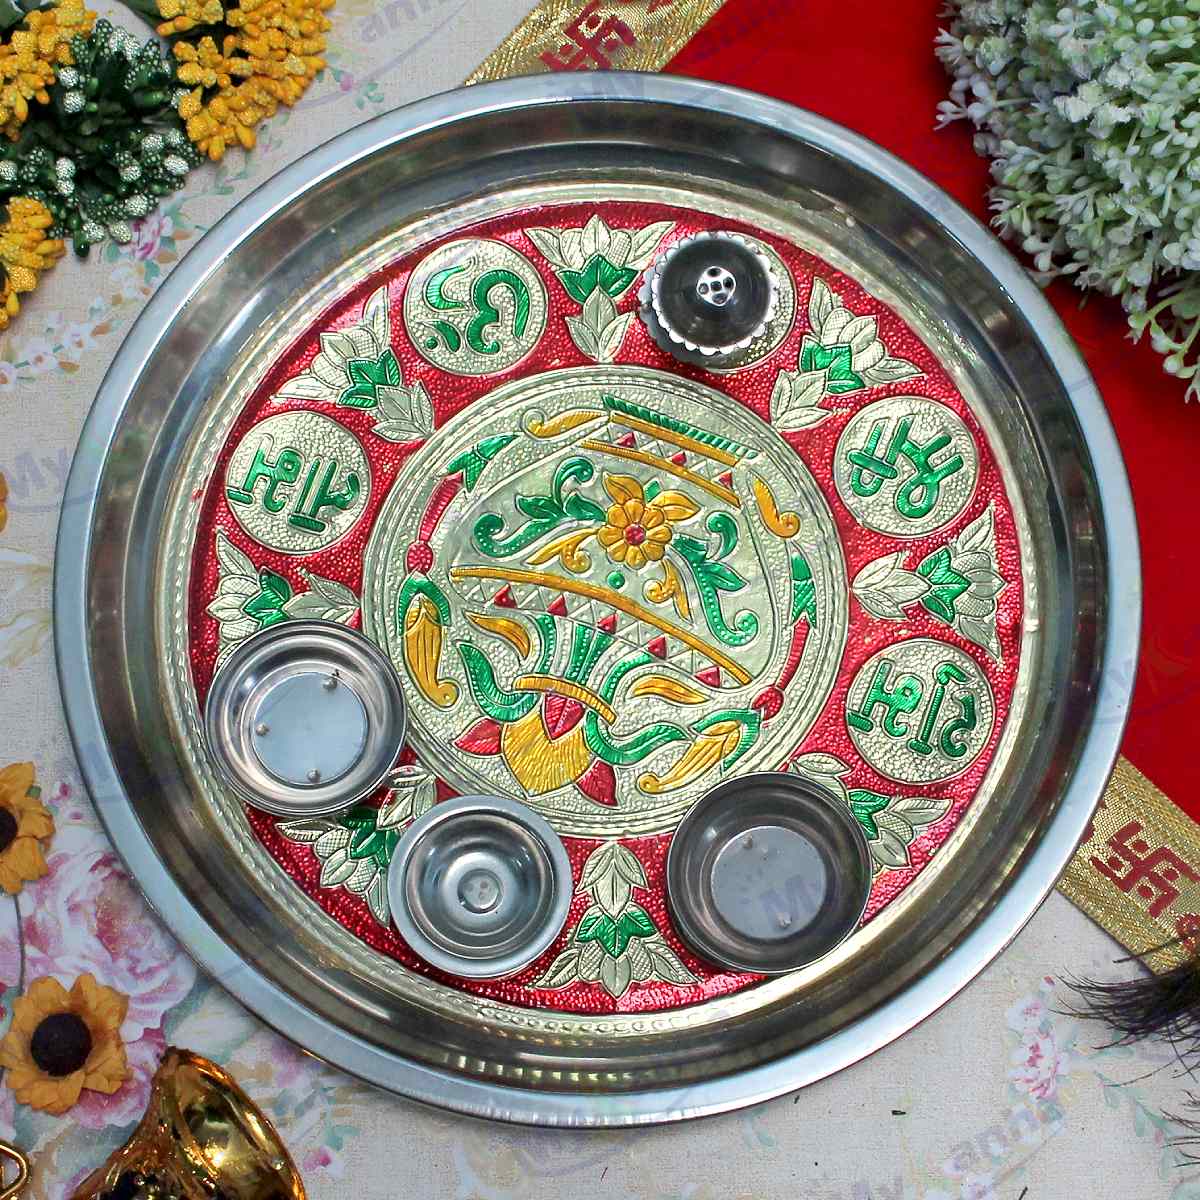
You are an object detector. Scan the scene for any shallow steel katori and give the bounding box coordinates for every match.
[204,620,407,816]
[388,794,573,979]
[55,73,1138,1126]
[666,773,873,974]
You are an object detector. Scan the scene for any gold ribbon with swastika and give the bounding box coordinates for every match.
[466,0,729,82]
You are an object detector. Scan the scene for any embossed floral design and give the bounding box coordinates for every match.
[597,472,698,571]
[0,974,130,1115]
[526,214,673,363]
[207,529,360,665]
[0,761,53,894]
[770,277,922,429]
[536,842,696,999]
[789,752,951,870]
[276,285,434,443]
[851,506,1008,660]
[278,765,436,927]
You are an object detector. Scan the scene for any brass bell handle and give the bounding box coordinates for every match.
[0,1141,30,1200]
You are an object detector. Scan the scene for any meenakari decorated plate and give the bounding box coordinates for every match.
[56,75,1138,1125]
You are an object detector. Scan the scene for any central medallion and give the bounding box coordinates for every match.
[362,366,848,836]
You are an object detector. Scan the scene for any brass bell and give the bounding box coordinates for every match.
[55,1047,307,1200]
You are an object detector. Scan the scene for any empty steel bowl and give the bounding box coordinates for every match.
[387,795,573,979]
[204,620,407,817]
[667,773,872,973]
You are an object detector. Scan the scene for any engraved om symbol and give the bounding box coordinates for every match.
[423,263,532,357]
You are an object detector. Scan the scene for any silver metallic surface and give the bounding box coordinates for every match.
[55,73,1139,1125]
[387,795,573,979]
[640,230,778,363]
[666,773,872,973]
[203,621,407,817]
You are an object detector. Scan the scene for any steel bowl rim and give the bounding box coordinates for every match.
[202,618,409,817]
[665,771,874,975]
[54,71,1140,1126]
[386,793,574,980]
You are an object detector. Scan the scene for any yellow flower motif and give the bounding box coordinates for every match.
[155,0,225,37]
[0,763,53,895]
[172,0,332,159]
[0,197,64,329]
[0,0,95,139]
[0,974,130,1115]
[0,471,7,534]
[596,472,699,571]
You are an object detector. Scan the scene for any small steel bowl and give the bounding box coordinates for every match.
[387,795,573,979]
[667,773,872,973]
[203,620,407,817]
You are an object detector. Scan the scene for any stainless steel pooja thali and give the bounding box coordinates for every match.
[55,74,1139,1126]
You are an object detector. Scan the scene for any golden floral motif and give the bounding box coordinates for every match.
[0,974,130,1115]
[596,472,698,571]
[0,762,53,895]
[0,470,7,534]
[0,197,64,327]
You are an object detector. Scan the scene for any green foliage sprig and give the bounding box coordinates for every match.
[0,18,199,254]
[937,0,1200,398]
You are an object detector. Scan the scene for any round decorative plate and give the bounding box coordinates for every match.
[57,74,1138,1125]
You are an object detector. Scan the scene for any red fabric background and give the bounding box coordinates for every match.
[671,0,1200,818]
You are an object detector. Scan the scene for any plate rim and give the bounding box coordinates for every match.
[54,71,1140,1126]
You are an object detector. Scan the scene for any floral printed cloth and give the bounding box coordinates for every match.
[0,2,1189,1197]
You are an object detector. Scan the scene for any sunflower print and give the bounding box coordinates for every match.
[0,762,53,895]
[0,974,130,1114]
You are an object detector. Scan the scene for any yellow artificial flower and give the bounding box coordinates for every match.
[596,473,699,571]
[173,0,333,159]
[0,975,130,1115]
[0,0,95,139]
[0,763,53,895]
[21,0,95,66]
[155,0,225,37]
[0,197,64,329]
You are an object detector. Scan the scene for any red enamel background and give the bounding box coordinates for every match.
[185,200,1024,1014]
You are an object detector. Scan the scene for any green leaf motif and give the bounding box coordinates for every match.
[584,710,689,766]
[848,788,892,839]
[446,433,518,491]
[456,642,539,723]
[559,254,638,302]
[577,910,620,956]
[473,456,600,557]
[576,905,658,958]
[790,551,817,626]
[673,534,758,646]
[916,546,971,625]
[241,567,293,629]
[799,338,864,394]
[338,348,402,408]
[339,806,400,869]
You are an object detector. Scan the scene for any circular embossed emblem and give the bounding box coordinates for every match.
[361,365,849,837]
[833,396,978,537]
[404,239,549,376]
[223,411,371,554]
[844,637,995,784]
